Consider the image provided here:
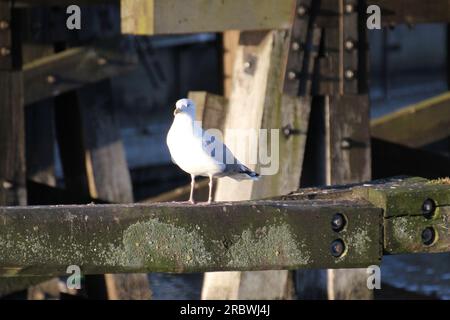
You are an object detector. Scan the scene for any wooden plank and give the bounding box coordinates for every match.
[371,92,450,148]
[202,29,311,300]
[23,46,137,105]
[188,91,227,132]
[222,31,240,98]
[23,40,57,188]
[0,177,448,277]
[54,79,151,299]
[0,2,12,70]
[0,0,117,5]
[0,71,26,206]
[76,80,134,204]
[0,199,383,276]
[78,81,151,299]
[121,0,295,35]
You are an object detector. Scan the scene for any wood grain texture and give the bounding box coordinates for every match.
[202,29,311,300]
[121,0,295,35]
[0,71,26,206]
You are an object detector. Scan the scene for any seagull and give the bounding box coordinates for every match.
[166,98,259,204]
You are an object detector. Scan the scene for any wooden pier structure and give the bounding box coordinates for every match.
[0,0,449,299]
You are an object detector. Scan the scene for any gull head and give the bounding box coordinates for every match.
[174,98,196,118]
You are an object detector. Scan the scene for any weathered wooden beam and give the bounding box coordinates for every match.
[0,177,449,277]
[121,0,295,35]
[371,92,450,148]
[0,0,117,5]
[0,199,381,277]
[23,46,137,105]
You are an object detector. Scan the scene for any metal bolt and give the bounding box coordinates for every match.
[421,227,436,246]
[97,57,107,66]
[291,41,301,51]
[0,20,9,30]
[331,213,346,232]
[344,39,355,51]
[46,75,56,84]
[331,239,346,257]
[422,198,436,219]
[297,5,307,16]
[287,71,297,80]
[345,69,355,80]
[0,47,10,56]
[344,3,354,13]
[341,138,352,149]
[2,181,12,189]
[244,61,252,70]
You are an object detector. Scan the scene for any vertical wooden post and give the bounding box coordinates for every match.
[0,2,26,207]
[54,80,151,300]
[0,1,27,298]
[202,29,311,299]
[297,0,372,300]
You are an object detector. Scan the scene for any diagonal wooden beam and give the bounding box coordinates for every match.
[371,92,450,148]
[23,46,137,105]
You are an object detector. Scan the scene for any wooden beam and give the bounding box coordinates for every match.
[121,0,295,35]
[0,199,382,277]
[202,28,311,299]
[0,177,449,277]
[23,46,137,105]
[371,92,450,148]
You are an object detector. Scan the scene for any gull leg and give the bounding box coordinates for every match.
[189,174,196,204]
[208,174,214,204]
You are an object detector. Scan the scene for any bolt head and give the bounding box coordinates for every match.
[46,75,56,84]
[297,5,307,16]
[422,198,436,219]
[2,181,12,189]
[291,41,301,51]
[97,57,107,66]
[341,138,351,149]
[244,61,252,69]
[421,227,436,246]
[0,47,10,56]
[344,4,354,13]
[331,213,346,232]
[331,239,346,258]
[345,39,355,51]
[0,20,9,30]
[287,71,297,80]
[345,69,355,80]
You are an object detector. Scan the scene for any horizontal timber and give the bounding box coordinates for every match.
[3,0,449,35]
[0,177,448,277]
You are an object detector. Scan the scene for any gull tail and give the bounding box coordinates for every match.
[229,164,260,181]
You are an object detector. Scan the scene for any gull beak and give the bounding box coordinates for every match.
[173,108,181,116]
